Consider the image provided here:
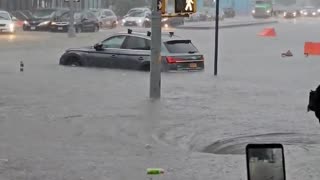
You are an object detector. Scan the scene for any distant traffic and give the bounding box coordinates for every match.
[0,5,241,35]
[251,0,320,19]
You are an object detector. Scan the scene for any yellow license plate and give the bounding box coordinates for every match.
[189,63,197,68]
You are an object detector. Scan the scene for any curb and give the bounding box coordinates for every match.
[176,20,278,30]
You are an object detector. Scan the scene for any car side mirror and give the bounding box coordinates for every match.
[101,15,107,18]
[12,16,17,21]
[82,18,88,22]
[94,43,103,50]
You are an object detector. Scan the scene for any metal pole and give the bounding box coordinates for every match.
[68,0,76,38]
[149,0,162,99]
[214,0,219,76]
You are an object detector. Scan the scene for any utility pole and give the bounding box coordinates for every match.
[149,0,162,99]
[214,0,219,76]
[68,0,76,38]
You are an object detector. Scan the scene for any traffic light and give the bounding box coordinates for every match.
[175,0,196,14]
[157,0,166,14]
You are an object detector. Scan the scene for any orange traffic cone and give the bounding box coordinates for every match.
[304,42,320,57]
[259,28,276,37]
[281,50,293,57]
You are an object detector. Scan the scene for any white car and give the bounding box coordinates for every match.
[0,10,15,33]
[122,11,151,28]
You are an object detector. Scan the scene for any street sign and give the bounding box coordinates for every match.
[175,0,196,13]
[157,0,166,14]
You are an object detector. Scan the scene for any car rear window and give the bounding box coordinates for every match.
[164,40,198,53]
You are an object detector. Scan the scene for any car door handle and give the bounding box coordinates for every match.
[138,57,144,61]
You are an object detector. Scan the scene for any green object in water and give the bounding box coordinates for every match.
[147,168,165,175]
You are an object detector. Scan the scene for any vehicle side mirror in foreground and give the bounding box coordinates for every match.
[94,43,103,50]
[246,144,286,180]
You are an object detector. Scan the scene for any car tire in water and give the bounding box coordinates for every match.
[66,56,82,67]
[140,63,150,71]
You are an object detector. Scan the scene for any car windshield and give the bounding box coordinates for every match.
[11,12,26,20]
[255,0,270,5]
[129,11,145,17]
[0,12,10,20]
[90,10,100,17]
[128,8,145,14]
[58,12,82,20]
[33,9,55,18]
[21,10,33,18]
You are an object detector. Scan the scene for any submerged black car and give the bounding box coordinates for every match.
[23,8,68,31]
[59,30,204,71]
[50,10,100,33]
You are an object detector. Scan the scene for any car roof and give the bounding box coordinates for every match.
[131,7,149,10]
[129,8,151,12]
[116,31,185,42]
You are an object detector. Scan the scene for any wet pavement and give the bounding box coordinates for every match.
[0,18,320,180]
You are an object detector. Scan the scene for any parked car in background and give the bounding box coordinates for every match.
[89,9,117,28]
[282,8,299,18]
[0,10,16,33]
[125,7,151,18]
[59,30,204,71]
[300,6,319,17]
[223,7,235,18]
[50,10,100,33]
[122,11,151,28]
[23,8,68,31]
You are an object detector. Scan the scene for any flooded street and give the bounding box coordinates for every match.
[0,17,320,179]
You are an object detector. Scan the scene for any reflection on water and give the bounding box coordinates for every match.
[0,34,16,42]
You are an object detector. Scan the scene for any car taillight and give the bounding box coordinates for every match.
[166,56,205,63]
[166,56,179,64]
